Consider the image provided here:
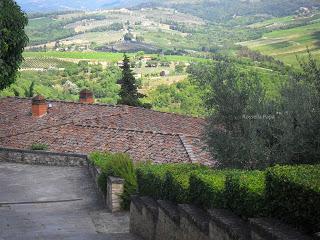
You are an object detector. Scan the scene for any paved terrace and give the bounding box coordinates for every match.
[0,163,139,240]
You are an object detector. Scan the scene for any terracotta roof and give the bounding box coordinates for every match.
[0,97,215,166]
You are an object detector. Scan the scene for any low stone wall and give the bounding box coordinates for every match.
[88,161,106,205]
[88,161,125,213]
[130,196,313,240]
[0,147,87,167]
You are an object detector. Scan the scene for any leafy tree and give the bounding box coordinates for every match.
[0,0,28,90]
[135,51,145,60]
[124,32,134,41]
[274,52,320,165]
[175,63,185,73]
[147,79,206,117]
[117,54,146,107]
[193,54,320,169]
[202,60,273,169]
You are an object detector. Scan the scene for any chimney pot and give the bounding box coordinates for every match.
[80,89,94,104]
[32,95,48,117]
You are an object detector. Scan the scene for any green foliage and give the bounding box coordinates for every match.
[189,171,229,209]
[31,143,48,151]
[97,172,108,196]
[266,164,320,233]
[1,62,121,103]
[163,164,206,203]
[136,163,176,199]
[136,162,319,234]
[225,171,266,217]
[164,0,320,22]
[174,63,185,74]
[118,54,147,107]
[269,52,320,165]
[89,151,137,210]
[136,163,204,201]
[192,54,320,169]
[146,79,207,117]
[0,0,28,90]
[27,81,35,97]
[197,59,274,169]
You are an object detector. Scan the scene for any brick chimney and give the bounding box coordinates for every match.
[32,95,48,117]
[79,89,94,104]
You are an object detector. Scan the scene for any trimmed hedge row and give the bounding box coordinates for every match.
[266,165,320,233]
[136,163,203,203]
[136,164,320,233]
[225,171,266,217]
[189,171,227,209]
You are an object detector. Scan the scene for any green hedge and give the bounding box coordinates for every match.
[163,164,205,203]
[136,163,206,202]
[89,151,137,210]
[225,171,266,217]
[136,163,177,199]
[129,161,320,234]
[266,164,320,233]
[189,170,229,209]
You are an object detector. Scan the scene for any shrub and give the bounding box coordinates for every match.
[266,164,320,233]
[225,171,266,217]
[89,151,137,210]
[136,163,205,202]
[163,164,207,203]
[189,170,231,209]
[136,163,179,199]
[31,143,48,151]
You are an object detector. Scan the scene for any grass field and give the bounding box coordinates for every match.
[242,20,320,66]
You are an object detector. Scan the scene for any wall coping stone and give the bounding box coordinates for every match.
[0,147,87,158]
[208,209,250,240]
[178,204,210,235]
[108,176,125,184]
[140,196,159,220]
[157,200,180,225]
[249,218,313,240]
[131,195,144,213]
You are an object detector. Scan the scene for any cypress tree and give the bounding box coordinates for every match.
[118,54,144,107]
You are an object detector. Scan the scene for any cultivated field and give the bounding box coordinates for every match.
[241,15,320,66]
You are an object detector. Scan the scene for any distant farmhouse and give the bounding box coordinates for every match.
[0,90,214,166]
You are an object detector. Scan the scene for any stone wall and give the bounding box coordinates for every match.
[88,161,125,213]
[0,147,87,167]
[130,196,313,240]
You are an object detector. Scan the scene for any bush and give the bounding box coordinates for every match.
[189,170,231,209]
[163,164,207,203]
[137,163,180,199]
[266,164,320,233]
[89,152,137,210]
[136,163,205,202]
[31,143,48,151]
[225,171,266,217]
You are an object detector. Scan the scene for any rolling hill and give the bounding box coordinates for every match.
[15,0,143,12]
[16,0,320,20]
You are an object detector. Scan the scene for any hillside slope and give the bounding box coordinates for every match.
[146,0,320,21]
[17,0,320,18]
